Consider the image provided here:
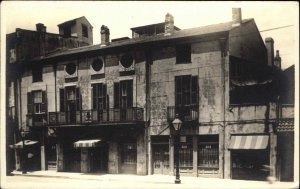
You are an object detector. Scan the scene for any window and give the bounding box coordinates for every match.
[177,136,193,169]
[120,54,134,68]
[65,63,77,76]
[28,90,46,114]
[175,75,198,106]
[114,80,133,109]
[92,83,107,110]
[59,87,81,111]
[198,143,219,168]
[176,44,191,63]
[82,24,88,38]
[121,143,137,164]
[32,66,43,82]
[92,58,104,72]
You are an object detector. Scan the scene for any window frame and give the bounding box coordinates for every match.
[175,75,198,107]
[82,24,88,38]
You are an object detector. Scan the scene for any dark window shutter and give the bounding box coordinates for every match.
[128,80,133,107]
[114,83,120,108]
[191,76,198,105]
[27,92,33,114]
[41,91,47,113]
[103,84,107,109]
[59,89,65,111]
[92,84,97,110]
[76,87,81,110]
[175,77,183,106]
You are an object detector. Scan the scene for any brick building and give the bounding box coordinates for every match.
[6,9,293,181]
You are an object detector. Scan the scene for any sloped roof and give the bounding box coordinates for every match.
[57,16,93,28]
[37,18,253,61]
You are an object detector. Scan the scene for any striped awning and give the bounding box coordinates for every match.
[9,140,38,149]
[228,135,269,150]
[74,139,102,148]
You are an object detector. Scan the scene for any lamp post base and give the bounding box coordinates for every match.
[175,179,181,184]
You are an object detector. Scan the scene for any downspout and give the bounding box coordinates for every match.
[219,38,227,179]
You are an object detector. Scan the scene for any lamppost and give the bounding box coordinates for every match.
[172,114,182,184]
[20,127,27,174]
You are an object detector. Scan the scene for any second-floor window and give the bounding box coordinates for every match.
[32,66,43,82]
[176,44,191,64]
[59,87,81,111]
[28,90,47,114]
[92,83,108,110]
[114,80,133,109]
[175,75,198,106]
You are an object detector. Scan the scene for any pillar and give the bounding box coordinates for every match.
[40,130,47,170]
[147,135,152,175]
[108,141,119,174]
[56,139,64,172]
[169,135,174,175]
[270,124,277,178]
[193,136,198,176]
[81,148,90,173]
[137,133,147,175]
[223,126,231,179]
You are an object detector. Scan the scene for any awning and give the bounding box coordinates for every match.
[74,139,102,148]
[228,135,269,150]
[9,140,39,149]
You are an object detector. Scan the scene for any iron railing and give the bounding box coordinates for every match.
[27,107,144,126]
[167,105,199,122]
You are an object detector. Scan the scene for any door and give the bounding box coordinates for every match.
[67,102,76,124]
[47,137,57,170]
[120,143,137,174]
[153,145,169,174]
[90,146,108,173]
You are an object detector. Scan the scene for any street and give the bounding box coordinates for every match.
[2,175,298,189]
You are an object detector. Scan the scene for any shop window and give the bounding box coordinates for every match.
[32,66,43,82]
[121,143,137,164]
[82,24,88,38]
[198,143,219,168]
[177,136,193,169]
[176,44,191,64]
[92,83,107,110]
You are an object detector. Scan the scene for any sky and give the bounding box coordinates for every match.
[1,1,299,69]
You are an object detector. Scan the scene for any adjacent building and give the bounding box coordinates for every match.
[6,9,294,181]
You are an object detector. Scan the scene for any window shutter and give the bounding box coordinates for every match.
[128,80,133,107]
[191,76,198,105]
[59,88,65,111]
[76,87,81,111]
[114,83,120,108]
[175,77,182,106]
[27,92,33,114]
[92,84,97,110]
[41,91,47,113]
[103,84,107,109]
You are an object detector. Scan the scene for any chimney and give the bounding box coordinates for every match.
[232,8,242,27]
[164,13,174,36]
[265,37,274,66]
[36,23,46,33]
[274,50,282,69]
[100,25,110,46]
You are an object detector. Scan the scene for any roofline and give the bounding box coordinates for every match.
[130,22,180,30]
[6,28,78,38]
[57,16,93,28]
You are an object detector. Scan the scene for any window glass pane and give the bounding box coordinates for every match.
[67,89,75,100]
[34,91,42,103]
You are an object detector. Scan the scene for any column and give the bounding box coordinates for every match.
[269,124,277,178]
[81,148,90,173]
[137,133,147,175]
[40,130,47,170]
[108,140,119,174]
[193,136,198,176]
[56,138,64,172]
[223,126,231,179]
[169,135,174,175]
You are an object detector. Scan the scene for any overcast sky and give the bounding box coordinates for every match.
[1,1,298,69]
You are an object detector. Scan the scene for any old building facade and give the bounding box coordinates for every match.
[6,9,294,181]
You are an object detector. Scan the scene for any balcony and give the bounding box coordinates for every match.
[167,105,199,122]
[27,107,144,127]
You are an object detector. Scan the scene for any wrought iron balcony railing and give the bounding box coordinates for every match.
[27,107,144,126]
[167,105,199,122]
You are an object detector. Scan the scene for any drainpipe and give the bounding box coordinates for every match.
[219,38,227,179]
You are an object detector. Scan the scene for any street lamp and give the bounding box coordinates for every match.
[20,127,27,174]
[172,114,182,184]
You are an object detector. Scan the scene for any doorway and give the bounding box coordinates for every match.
[90,146,108,173]
[152,144,170,175]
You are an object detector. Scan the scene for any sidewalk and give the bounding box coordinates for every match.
[10,170,298,189]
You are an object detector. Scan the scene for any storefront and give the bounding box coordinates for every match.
[120,137,137,174]
[152,136,170,175]
[229,134,270,181]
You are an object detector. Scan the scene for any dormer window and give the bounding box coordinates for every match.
[82,24,88,38]
[176,44,191,64]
